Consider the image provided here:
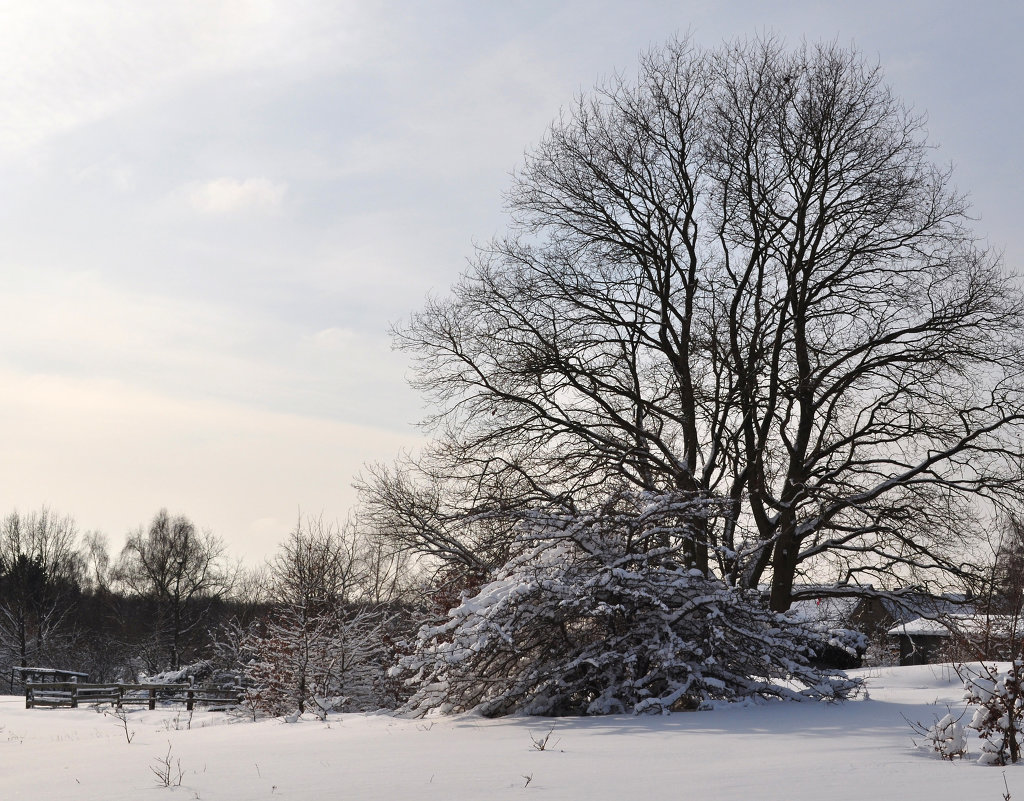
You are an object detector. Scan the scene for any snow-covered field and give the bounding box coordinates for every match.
[2,665,1020,800]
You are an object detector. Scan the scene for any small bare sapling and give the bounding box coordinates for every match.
[529,726,560,752]
[105,706,135,744]
[152,742,185,788]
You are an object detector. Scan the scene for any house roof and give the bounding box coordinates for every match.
[888,614,1020,638]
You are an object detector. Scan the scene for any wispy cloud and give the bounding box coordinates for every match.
[0,1,368,156]
[0,268,418,429]
[187,177,288,215]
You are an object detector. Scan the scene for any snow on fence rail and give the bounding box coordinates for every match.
[24,682,243,711]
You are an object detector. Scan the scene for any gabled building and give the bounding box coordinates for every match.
[888,613,1021,666]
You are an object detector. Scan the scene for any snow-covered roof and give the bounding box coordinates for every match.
[11,666,89,679]
[888,614,1020,638]
[888,617,953,637]
[787,586,973,627]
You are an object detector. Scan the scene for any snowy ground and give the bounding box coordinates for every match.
[2,665,1021,800]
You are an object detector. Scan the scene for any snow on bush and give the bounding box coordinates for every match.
[928,714,969,759]
[825,628,869,663]
[394,492,860,716]
[908,710,968,760]
[963,660,1024,765]
[142,659,239,689]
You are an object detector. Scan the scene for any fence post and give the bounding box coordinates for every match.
[71,684,78,709]
[149,687,156,710]
[25,684,31,710]
[187,689,194,711]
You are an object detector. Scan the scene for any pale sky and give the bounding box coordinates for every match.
[0,0,1020,563]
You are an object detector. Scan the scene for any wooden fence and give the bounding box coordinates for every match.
[25,681,244,711]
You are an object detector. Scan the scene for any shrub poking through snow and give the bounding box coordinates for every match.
[907,709,968,760]
[963,660,1024,765]
[394,492,860,716]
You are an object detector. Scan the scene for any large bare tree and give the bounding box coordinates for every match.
[363,37,1024,611]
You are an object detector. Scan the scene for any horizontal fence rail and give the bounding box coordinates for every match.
[25,681,243,711]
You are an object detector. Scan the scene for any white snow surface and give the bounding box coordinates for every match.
[2,664,1022,800]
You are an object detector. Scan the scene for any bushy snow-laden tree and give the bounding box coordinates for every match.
[395,492,859,716]
[235,517,411,718]
[241,606,395,718]
[362,35,1024,612]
